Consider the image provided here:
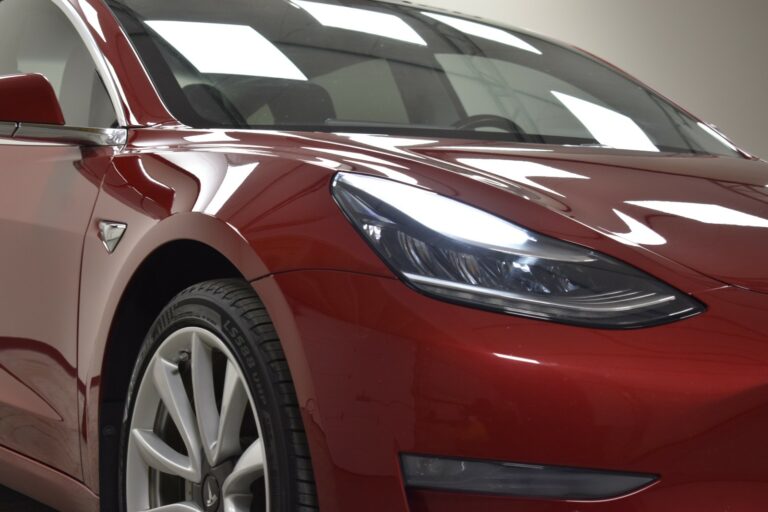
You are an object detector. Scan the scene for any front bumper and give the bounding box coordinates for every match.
[253,271,768,512]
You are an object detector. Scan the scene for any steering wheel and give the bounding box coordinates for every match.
[452,114,530,142]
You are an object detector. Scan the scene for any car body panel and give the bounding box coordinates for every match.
[416,144,768,293]
[74,126,766,500]
[1,123,764,510]
[77,153,265,489]
[122,127,767,294]
[0,442,98,512]
[0,135,114,478]
[256,271,768,512]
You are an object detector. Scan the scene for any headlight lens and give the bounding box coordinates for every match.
[332,172,704,328]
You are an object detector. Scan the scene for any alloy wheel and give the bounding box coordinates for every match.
[125,326,269,512]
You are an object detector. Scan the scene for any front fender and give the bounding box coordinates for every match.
[76,139,395,491]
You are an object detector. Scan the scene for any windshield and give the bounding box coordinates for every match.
[108,0,740,156]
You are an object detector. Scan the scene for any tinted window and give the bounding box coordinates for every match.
[0,0,117,127]
[108,0,739,156]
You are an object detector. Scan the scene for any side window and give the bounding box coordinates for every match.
[0,0,117,127]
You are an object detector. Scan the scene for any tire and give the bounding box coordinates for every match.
[119,279,318,512]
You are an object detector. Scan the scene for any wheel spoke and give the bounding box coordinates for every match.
[153,356,202,482]
[222,495,250,512]
[128,326,272,511]
[131,429,197,481]
[222,438,265,499]
[145,502,203,512]
[214,360,249,465]
[191,333,219,466]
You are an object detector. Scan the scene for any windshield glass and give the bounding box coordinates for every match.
[108,0,740,156]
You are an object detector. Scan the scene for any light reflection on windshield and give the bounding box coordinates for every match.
[552,91,659,152]
[293,0,427,46]
[146,20,307,80]
[422,12,542,55]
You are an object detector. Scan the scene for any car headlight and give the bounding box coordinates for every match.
[332,172,704,328]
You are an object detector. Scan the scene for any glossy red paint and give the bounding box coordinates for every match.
[256,272,768,512]
[0,1,765,511]
[3,121,766,510]
[0,443,98,512]
[0,136,115,480]
[414,144,768,293]
[0,73,66,125]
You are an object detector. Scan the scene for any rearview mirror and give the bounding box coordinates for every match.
[0,73,66,125]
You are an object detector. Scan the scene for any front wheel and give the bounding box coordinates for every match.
[120,279,317,512]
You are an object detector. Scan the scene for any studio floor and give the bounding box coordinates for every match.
[0,487,54,511]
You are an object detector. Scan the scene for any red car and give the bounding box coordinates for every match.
[0,0,766,511]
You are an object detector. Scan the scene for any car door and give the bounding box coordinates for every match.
[0,0,119,478]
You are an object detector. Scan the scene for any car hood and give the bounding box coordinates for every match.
[163,128,768,293]
[300,134,768,293]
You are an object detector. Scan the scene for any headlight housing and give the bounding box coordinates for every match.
[332,172,704,328]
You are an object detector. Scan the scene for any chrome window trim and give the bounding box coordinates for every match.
[13,124,127,146]
[0,121,17,138]
[49,0,128,127]
[0,139,69,147]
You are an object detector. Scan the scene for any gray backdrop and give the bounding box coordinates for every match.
[415,0,768,159]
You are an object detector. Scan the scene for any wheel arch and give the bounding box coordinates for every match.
[96,238,248,507]
[82,207,269,504]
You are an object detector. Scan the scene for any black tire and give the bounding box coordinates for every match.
[119,279,318,511]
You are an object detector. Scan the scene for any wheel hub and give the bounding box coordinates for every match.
[193,459,233,512]
[202,474,221,512]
